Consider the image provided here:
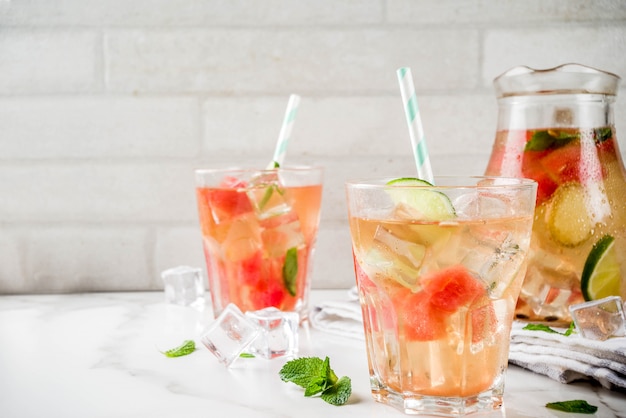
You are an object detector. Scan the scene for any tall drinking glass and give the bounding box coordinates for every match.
[346,176,536,416]
[195,166,323,320]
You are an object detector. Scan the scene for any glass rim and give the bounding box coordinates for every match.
[493,63,621,98]
[345,175,537,190]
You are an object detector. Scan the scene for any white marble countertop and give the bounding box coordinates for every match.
[1,290,625,418]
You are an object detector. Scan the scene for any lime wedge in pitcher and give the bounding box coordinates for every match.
[385,178,456,221]
[581,235,622,301]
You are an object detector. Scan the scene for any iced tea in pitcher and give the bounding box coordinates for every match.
[485,64,626,323]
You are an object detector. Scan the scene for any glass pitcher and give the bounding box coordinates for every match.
[485,63,626,323]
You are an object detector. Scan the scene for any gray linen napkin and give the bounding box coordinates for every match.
[509,321,626,390]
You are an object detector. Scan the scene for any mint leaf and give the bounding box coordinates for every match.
[162,340,195,358]
[258,185,276,210]
[304,376,327,397]
[321,376,352,406]
[320,356,337,385]
[239,352,255,358]
[282,247,298,296]
[563,321,576,336]
[546,400,598,414]
[594,127,613,142]
[525,127,612,152]
[523,323,575,336]
[279,357,326,388]
[279,356,352,406]
[525,130,578,151]
[523,323,560,334]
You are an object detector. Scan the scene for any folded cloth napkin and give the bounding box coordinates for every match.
[309,287,365,340]
[509,321,626,390]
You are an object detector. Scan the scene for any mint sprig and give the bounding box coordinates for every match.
[161,340,196,358]
[546,400,598,414]
[279,356,352,406]
[525,127,613,152]
[523,322,575,336]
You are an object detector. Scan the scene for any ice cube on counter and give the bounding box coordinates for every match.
[246,307,299,359]
[161,266,205,307]
[569,296,626,341]
[200,304,261,367]
[201,304,299,366]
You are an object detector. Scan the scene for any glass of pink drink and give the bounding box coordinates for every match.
[195,166,323,319]
[346,176,536,416]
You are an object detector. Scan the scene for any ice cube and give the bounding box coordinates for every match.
[200,303,262,367]
[245,307,299,359]
[362,226,427,289]
[453,191,509,219]
[247,172,291,219]
[219,213,263,261]
[521,247,579,319]
[569,296,626,341]
[207,180,254,225]
[478,235,526,299]
[161,266,205,307]
[259,211,305,258]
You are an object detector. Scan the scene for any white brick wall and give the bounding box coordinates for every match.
[1,0,625,293]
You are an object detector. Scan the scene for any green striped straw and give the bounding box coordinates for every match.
[396,67,434,184]
[268,94,301,169]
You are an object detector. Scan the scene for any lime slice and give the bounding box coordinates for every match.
[385,178,455,221]
[581,235,621,301]
[548,183,592,247]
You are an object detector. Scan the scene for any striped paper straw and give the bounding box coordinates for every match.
[269,94,301,169]
[396,67,434,184]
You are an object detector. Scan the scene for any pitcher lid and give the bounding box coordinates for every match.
[493,63,621,98]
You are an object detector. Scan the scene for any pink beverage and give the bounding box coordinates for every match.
[485,64,626,323]
[486,128,626,322]
[195,167,322,319]
[346,177,536,416]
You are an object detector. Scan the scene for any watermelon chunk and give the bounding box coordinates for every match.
[521,150,559,205]
[398,291,446,341]
[421,265,485,313]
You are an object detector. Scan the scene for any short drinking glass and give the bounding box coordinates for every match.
[346,176,536,416]
[195,166,323,320]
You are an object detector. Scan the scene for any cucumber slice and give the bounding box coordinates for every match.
[548,183,592,247]
[581,235,621,301]
[385,178,456,221]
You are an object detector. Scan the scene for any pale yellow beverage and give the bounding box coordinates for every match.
[346,177,536,416]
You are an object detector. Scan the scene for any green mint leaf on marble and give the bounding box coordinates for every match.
[279,356,352,406]
[282,247,298,297]
[279,356,326,387]
[321,376,352,406]
[273,161,280,168]
[162,340,195,358]
[523,323,576,336]
[546,400,598,414]
[304,375,328,397]
[239,352,255,358]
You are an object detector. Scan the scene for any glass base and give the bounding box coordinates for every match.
[371,383,504,416]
